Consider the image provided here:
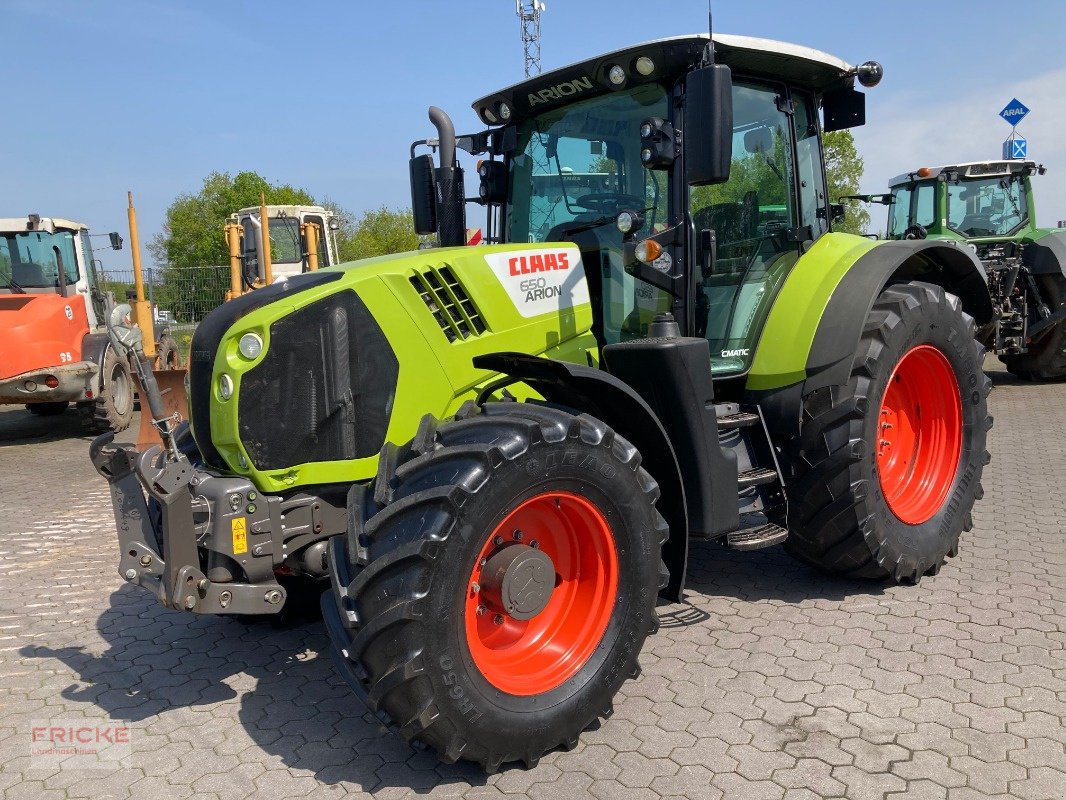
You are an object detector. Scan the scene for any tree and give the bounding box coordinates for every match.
[336,207,422,261]
[149,171,316,321]
[823,130,869,235]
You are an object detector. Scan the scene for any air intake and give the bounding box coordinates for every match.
[410,265,486,342]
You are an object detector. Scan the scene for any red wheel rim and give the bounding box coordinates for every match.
[464,491,618,696]
[876,345,963,525]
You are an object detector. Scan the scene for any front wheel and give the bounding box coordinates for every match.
[78,346,134,434]
[781,281,992,582]
[323,403,667,772]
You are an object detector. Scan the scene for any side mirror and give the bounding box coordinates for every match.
[108,232,124,250]
[410,154,438,235]
[684,64,733,186]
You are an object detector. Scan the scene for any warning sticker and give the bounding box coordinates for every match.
[231,517,248,555]
[482,246,589,319]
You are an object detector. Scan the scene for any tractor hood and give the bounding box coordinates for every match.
[186,242,596,492]
[0,293,90,381]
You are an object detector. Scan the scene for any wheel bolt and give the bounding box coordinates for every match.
[479,557,488,567]
[493,535,504,546]
[880,439,891,447]
[512,530,523,541]
[530,540,540,550]
[493,614,504,625]
[471,582,480,594]
[476,605,487,616]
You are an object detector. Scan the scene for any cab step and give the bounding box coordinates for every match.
[716,411,760,430]
[726,523,788,551]
[737,467,779,488]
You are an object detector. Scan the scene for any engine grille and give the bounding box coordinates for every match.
[410,265,486,341]
[237,290,398,470]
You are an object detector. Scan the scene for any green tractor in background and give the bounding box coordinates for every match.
[859,159,1066,379]
[94,34,994,772]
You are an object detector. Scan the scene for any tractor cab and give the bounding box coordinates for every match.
[229,204,340,286]
[886,160,1043,243]
[413,34,882,378]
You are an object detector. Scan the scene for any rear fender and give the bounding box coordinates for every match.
[1023,231,1066,277]
[472,352,689,601]
[804,239,993,394]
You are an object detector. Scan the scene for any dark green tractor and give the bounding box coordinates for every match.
[94,34,993,771]
[864,160,1066,379]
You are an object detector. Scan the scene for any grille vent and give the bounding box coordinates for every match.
[410,265,486,342]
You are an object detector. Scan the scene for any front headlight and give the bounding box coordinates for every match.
[219,374,233,400]
[238,333,263,360]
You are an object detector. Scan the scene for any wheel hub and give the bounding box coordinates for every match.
[481,543,555,620]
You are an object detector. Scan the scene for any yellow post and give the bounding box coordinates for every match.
[259,192,273,285]
[127,191,156,358]
[225,222,243,299]
[302,222,320,271]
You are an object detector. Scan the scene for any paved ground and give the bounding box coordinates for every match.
[0,361,1063,800]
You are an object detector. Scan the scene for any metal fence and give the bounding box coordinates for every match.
[96,265,230,361]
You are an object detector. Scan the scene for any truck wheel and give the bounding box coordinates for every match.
[781,281,992,582]
[156,334,180,370]
[1001,274,1066,380]
[78,346,134,434]
[323,403,667,771]
[26,401,69,416]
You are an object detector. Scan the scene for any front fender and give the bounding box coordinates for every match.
[472,351,688,601]
[1023,230,1066,277]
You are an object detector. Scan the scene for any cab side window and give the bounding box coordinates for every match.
[794,92,828,237]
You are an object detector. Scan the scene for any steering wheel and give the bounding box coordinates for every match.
[574,193,645,214]
[903,224,928,241]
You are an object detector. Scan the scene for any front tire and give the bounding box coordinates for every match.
[782,281,992,582]
[323,403,667,771]
[78,346,134,434]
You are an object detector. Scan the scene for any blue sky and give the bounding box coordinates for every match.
[6,0,1066,269]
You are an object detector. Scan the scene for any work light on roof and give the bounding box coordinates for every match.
[497,102,512,121]
[607,65,626,86]
[634,56,655,76]
[482,106,498,124]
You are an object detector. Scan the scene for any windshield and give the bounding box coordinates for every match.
[507,83,672,344]
[947,176,1028,237]
[0,230,79,290]
[268,217,303,263]
[508,83,670,244]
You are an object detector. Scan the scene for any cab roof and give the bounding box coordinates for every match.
[0,216,88,234]
[472,33,858,125]
[889,160,1044,187]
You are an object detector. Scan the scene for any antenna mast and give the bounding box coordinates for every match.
[516,1,545,77]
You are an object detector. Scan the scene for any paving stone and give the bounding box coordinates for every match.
[1,364,1064,798]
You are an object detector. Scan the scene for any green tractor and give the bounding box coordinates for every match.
[93,34,993,772]
[858,159,1066,379]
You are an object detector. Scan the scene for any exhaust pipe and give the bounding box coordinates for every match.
[428,106,466,247]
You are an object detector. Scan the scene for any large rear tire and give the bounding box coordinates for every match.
[781,281,992,582]
[1001,273,1066,380]
[323,402,667,772]
[78,346,134,434]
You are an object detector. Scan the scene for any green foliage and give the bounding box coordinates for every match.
[336,207,422,262]
[823,130,868,235]
[149,171,316,321]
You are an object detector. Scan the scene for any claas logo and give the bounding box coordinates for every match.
[508,252,571,276]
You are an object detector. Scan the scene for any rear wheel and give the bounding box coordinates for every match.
[26,401,69,416]
[781,281,992,582]
[1001,273,1066,380]
[78,346,134,434]
[156,334,180,370]
[323,403,667,771]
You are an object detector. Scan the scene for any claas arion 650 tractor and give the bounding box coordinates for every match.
[93,34,993,771]
[860,160,1066,379]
